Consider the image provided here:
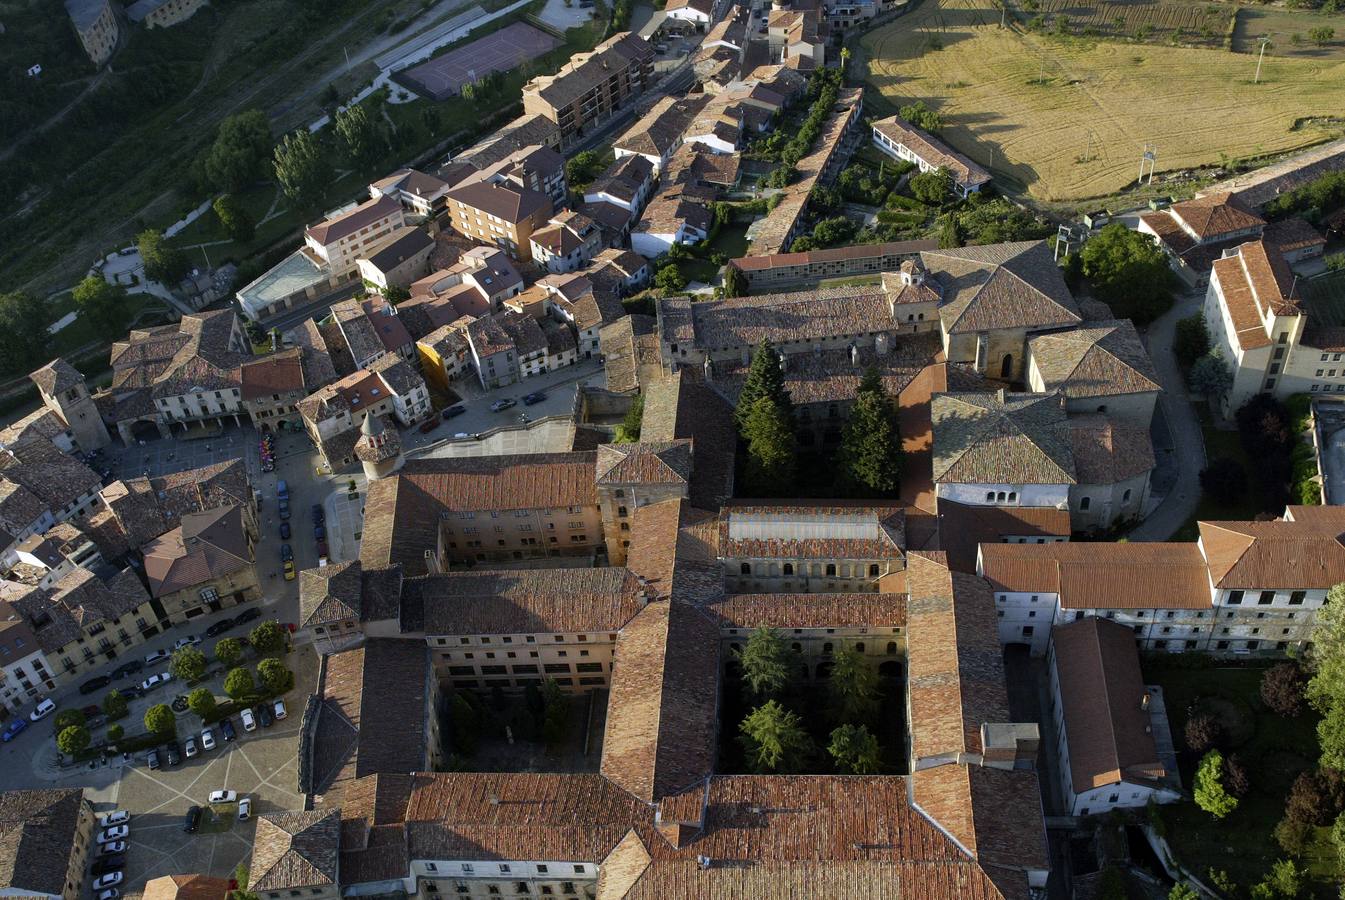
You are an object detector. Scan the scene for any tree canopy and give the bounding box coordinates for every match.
[909,167,952,204]
[736,628,793,699]
[138,229,189,285]
[0,291,51,375]
[836,369,901,496]
[739,700,814,773]
[335,104,383,170]
[213,194,255,243]
[1194,749,1238,818]
[736,340,792,430]
[72,276,130,336]
[828,723,882,774]
[144,703,176,735]
[1079,223,1174,324]
[273,129,332,211]
[828,647,881,722]
[206,110,273,194]
[170,645,207,683]
[742,397,797,495]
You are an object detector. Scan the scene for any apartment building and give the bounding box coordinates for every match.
[1139,192,1266,285]
[613,94,712,174]
[0,603,57,715]
[463,316,518,389]
[522,33,655,139]
[871,115,992,198]
[354,227,435,293]
[330,297,415,371]
[0,437,105,563]
[529,210,604,274]
[368,168,452,219]
[239,349,317,433]
[141,505,259,623]
[126,0,206,27]
[465,144,569,210]
[64,0,119,66]
[442,181,553,263]
[304,195,407,276]
[0,789,97,900]
[297,360,429,471]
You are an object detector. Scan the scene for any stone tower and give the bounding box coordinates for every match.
[30,358,111,451]
[355,412,404,481]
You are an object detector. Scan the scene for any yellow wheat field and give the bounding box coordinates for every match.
[862,0,1345,201]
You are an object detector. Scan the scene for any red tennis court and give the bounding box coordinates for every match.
[399,21,561,101]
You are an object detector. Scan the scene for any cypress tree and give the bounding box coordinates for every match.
[736,339,792,431]
[836,368,902,495]
[743,397,797,495]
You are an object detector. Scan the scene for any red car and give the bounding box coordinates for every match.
[418,418,440,434]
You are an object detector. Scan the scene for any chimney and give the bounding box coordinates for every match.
[1141,691,1152,711]
[875,333,890,356]
[741,348,750,366]
[812,342,821,357]
[778,353,787,372]
[849,342,858,367]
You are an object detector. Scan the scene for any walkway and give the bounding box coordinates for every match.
[1127,290,1207,541]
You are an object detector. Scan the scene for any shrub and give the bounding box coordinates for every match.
[1224,752,1251,797]
[1184,712,1223,753]
[188,687,217,720]
[257,658,293,695]
[1174,313,1210,365]
[103,690,129,720]
[214,637,244,669]
[248,621,287,655]
[57,725,91,756]
[1285,769,1345,826]
[170,645,207,683]
[1273,816,1313,855]
[53,709,86,734]
[106,723,124,742]
[1261,662,1307,717]
[1194,749,1238,818]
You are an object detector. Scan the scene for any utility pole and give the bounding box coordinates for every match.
[1254,35,1271,84]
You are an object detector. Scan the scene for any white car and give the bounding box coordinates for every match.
[98,840,126,855]
[237,797,252,821]
[144,648,170,665]
[208,790,237,804]
[98,825,128,843]
[273,699,287,720]
[201,729,216,751]
[97,889,120,900]
[97,811,130,829]
[184,737,198,758]
[241,708,256,732]
[29,698,56,721]
[140,672,173,691]
[173,635,201,650]
[92,874,123,891]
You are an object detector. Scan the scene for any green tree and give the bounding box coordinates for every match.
[1250,858,1305,899]
[214,637,244,669]
[828,723,882,774]
[213,194,255,243]
[1309,26,1335,47]
[1190,350,1233,399]
[56,725,90,756]
[144,703,176,735]
[740,701,814,773]
[654,263,686,294]
[170,645,207,683]
[0,291,51,374]
[224,667,256,700]
[273,130,332,211]
[103,690,128,720]
[722,264,747,298]
[249,620,287,655]
[909,167,952,204]
[837,371,901,495]
[187,687,217,720]
[72,276,130,336]
[206,110,273,194]
[565,149,602,188]
[541,678,569,751]
[1167,884,1198,900]
[257,658,292,695]
[615,394,644,443]
[742,397,797,495]
[828,647,880,722]
[138,229,189,284]
[1194,749,1238,818]
[898,99,943,132]
[937,213,961,249]
[107,723,124,742]
[1174,313,1211,366]
[335,104,382,169]
[1079,222,1174,324]
[735,339,792,430]
[736,628,793,699]
[53,708,86,733]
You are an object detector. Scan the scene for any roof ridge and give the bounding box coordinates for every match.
[1088,621,1123,791]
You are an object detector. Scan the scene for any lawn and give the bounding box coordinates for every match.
[1145,661,1340,894]
[861,0,1345,201]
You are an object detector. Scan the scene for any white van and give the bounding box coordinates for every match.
[29,698,56,721]
[241,708,257,732]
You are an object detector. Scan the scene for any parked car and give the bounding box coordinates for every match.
[97,811,130,829]
[257,703,274,728]
[280,544,293,562]
[235,608,261,626]
[144,648,170,665]
[29,699,55,721]
[316,539,329,558]
[111,660,143,679]
[183,806,202,834]
[278,499,290,520]
[237,797,252,821]
[442,405,466,420]
[165,743,181,767]
[80,675,111,695]
[201,728,216,751]
[240,708,256,732]
[140,672,172,692]
[120,685,145,700]
[283,560,295,581]
[490,398,517,412]
[81,705,101,719]
[174,635,201,650]
[279,521,290,540]
[97,889,120,900]
[208,790,237,804]
[220,718,237,741]
[184,736,198,758]
[273,699,287,720]
[1,719,26,742]
[146,749,161,770]
[98,841,126,856]
[98,825,128,843]
[92,856,125,877]
[276,479,289,501]
[418,418,439,434]
[522,392,546,405]
[205,618,233,638]
[92,873,123,890]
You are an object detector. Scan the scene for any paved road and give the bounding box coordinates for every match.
[1128,289,1207,541]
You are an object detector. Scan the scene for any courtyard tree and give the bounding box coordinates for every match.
[828,647,880,722]
[735,339,793,430]
[827,723,882,775]
[541,678,569,751]
[213,194,255,243]
[737,628,792,700]
[615,394,643,443]
[836,368,901,496]
[1307,583,1345,768]
[1079,222,1174,324]
[1251,858,1305,899]
[273,129,332,211]
[909,167,952,204]
[103,690,128,720]
[742,397,797,495]
[138,229,189,285]
[72,276,130,336]
[206,109,273,193]
[654,263,686,295]
[721,263,747,298]
[107,724,124,742]
[188,687,217,721]
[1184,711,1222,753]
[144,703,176,736]
[1223,752,1251,797]
[224,666,256,700]
[257,658,293,695]
[56,725,90,756]
[214,637,244,669]
[739,700,814,773]
[0,291,51,375]
[249,620,287,655]
[1261,662,1307,717]
[170,645,208,683]
[1194,749,1238,818]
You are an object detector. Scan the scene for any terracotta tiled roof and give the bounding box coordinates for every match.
[718,503,906,561]
[614,95,711,158]
[445,180,551,225]
[0,789,87,897]
[934,500,1072,574]
[141,505,251,597]
[29,359,83,397]
[1199,515,1345,589]
[663,285,891,351]
[251,810,342,891]
[872,116,992,192]
[299,560,363,628]
[706,592,905,629]
[1168,192,1265,240]
[142,874,231,900]
[1068,414,1155,485]
[977,541,1214,609]
[306,195,402,246]
[1027,320,1160,399]
[240,350,305,400]
[601,600,720,802]
[932,392,1076,485]
[10,566,151,653]
[730,239,938,272]
[0,435,102,515]
[596,441,693,485]
[924,241,1081,335]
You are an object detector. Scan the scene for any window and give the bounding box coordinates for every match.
[1259,591,1275,605]
[1227,590,1244,605]
[783,563,793,575]
[1022,626,1034,637]
[1290,591,1306,605]
[825,564,836,576]
[868,564,880,577]
[1079,496,1090,511]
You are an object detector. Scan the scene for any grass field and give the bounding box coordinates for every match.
[862,0,1345,201]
